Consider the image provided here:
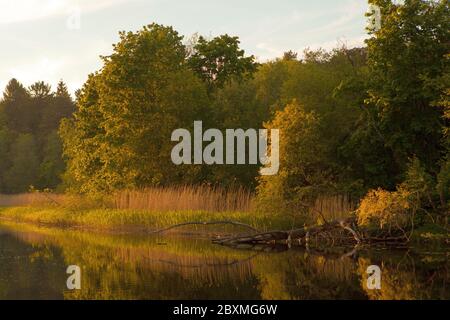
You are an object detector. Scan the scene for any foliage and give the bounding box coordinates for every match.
[357,187,414,231]
[0,79,74,193]
[256,100,329,216]
[365,0,449,180]
[357,158,438,231]
[0,1,448,233]
[0,206,293,233]
[3,134,40,193]
[61,24,210,194]
[188,35,258,90]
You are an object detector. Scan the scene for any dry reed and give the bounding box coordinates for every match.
[310,194,356,222]
[0,193,68,207]
[0,189,353,219]
[112,185,254,212]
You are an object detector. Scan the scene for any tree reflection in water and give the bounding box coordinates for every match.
[0,222,448,300]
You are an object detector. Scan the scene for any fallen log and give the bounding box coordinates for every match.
[213,218,361,246]
[142,217,408,248]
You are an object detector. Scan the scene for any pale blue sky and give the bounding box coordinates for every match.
[0,0,370,95]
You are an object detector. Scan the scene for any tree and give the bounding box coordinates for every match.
[365,0,449,179]
[56,80,72,100]
[256,100,332,216]
[206,79,265,188]
[39,80,74,134]
[38,131,65,190]
[1,79,33,133]
[0,78,74,193]
[282,50,298,61]
[61,24,210,193]
[28,81,52,99]
[188,35,258,90]
[4,134,40,193]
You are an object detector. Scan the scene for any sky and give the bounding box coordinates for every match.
[0,0,371,95]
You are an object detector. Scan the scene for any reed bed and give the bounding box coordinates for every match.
[310,194,356,222]
[0,191,353,218]
[112,186,254,212]
[0,193,68,207]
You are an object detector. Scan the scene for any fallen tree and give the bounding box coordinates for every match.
[143,217,410,248]
[212,218,409,248]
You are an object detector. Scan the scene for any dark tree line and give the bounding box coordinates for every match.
[0,79,74,193]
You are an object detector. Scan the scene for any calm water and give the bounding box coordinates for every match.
[0,221,448,300]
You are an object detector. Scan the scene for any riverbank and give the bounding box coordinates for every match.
[0,206,295,235]
[0,206,448,247]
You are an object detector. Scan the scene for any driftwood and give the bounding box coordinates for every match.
[213,218,361,246]
[145,218,409,248]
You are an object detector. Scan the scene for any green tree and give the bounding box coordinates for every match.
[28,81,52,99]
[0,78,73,193]
[61,24,210,193]
[1,79,33,133]
[256,100,332,216]
[39,80,74,135]
[38,131,65,190]
[188,35,258,90]
[365,0,449,178]
[4,134,40,193]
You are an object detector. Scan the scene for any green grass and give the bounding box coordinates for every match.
[0,206,296,234]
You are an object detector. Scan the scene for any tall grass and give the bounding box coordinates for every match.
[0,189,353,225]
[112,185,254,212]
[0,193,68,207]
[310,194,356,222]
[0,186,254,213]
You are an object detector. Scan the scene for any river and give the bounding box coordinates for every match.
[0,221,448,300]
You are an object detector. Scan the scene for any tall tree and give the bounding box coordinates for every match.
[1,79,33,133]
[61,24,209,193]
[188,35,258,90]
[365,0,449,178]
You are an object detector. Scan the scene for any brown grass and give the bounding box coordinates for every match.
[112,185,254,212]
[310,194,356,222]
[1,189,352,220]
[0,186,254,213]
[0,193,68,207]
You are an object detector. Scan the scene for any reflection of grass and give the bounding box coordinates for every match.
[0,220,261,300]
[0,220,367,300]
[0,220,252,260]
[0,206,294,233]
[0,220,447,300]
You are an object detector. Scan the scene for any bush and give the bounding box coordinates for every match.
[357,187,414,231]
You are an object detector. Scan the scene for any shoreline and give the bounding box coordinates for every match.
[0,206,292,236]
[0,206,448,248]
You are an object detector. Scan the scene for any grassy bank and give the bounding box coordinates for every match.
[0,206,295,234]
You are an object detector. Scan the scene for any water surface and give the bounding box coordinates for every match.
[0,221,448,300]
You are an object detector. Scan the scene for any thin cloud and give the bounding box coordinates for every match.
[0,0,134,25]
